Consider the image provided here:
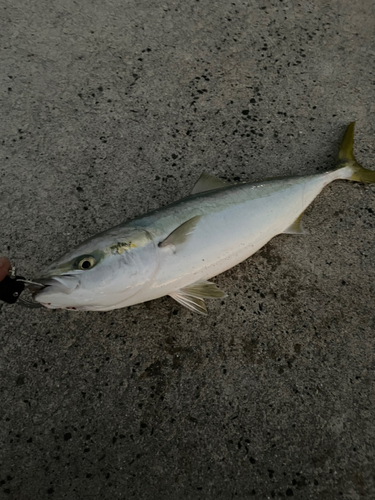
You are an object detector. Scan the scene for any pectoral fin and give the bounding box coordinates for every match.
[159,216,201,249]
[283,213,306,234]
[191,172,230,195]
[169,281,226,315]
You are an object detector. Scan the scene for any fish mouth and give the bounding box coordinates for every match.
[32,274,80,303]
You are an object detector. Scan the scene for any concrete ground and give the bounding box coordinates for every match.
[1,0,375,498]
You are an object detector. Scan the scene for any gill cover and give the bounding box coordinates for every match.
[34,226,159,309]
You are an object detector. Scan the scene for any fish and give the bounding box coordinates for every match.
[33,123,374,314]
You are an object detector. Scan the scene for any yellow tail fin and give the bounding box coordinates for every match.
[338,122,375,183]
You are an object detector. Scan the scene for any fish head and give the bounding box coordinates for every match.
[33,226,158,310]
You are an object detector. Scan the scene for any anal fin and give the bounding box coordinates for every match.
[169,280,226,315]
[283,213,306,234]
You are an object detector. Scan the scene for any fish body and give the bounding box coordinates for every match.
[34,123,375,313]
[125,168,349,303]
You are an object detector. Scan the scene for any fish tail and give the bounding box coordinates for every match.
[336,122,375,183]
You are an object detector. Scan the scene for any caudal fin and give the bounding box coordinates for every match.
[337,122,375,183]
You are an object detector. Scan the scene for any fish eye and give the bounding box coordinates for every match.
[78,256,96,270]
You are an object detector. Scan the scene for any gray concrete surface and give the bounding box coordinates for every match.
[1,0,375,498]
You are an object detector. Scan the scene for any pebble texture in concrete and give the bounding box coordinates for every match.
[1,0,375,498]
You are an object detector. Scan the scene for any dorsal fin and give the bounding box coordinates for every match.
[158,216,201,249]
[191,172,230,195]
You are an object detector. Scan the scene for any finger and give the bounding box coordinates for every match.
[0,258,12,282]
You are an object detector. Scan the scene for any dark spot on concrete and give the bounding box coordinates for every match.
[258,245,282,271]
[242,338,259,363]
[141,360,164,378]
[294,344,301,354]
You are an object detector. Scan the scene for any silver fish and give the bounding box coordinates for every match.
[34,123,374,313]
